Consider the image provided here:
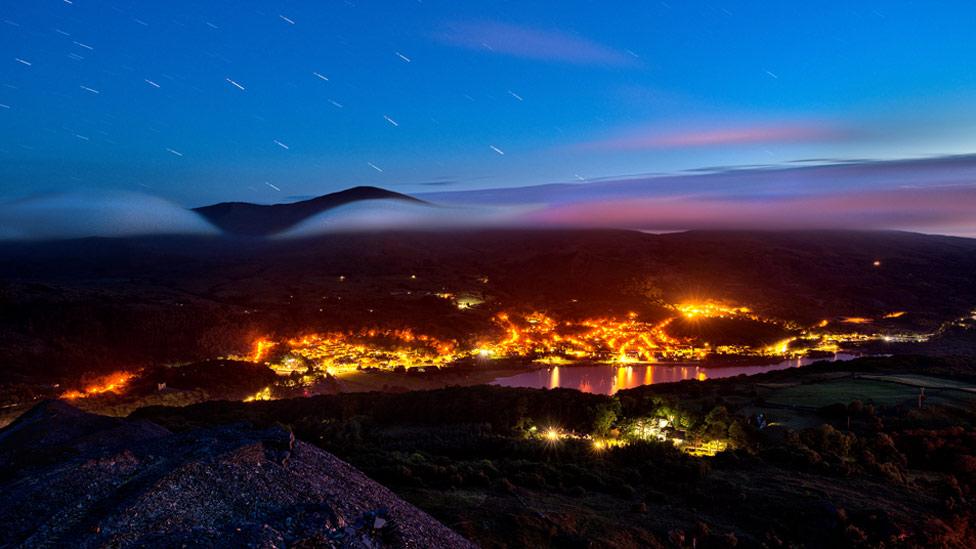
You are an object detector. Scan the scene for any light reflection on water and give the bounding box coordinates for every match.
[491,354,857,395]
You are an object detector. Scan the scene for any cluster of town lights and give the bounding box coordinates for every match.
[674,302,757,320]
[60,371,135,400]
[256,307,736,376]
[57,300,926,401]
[244,302,923,380]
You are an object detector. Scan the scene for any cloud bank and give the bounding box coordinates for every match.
[278,199,515,237]
[0,191,219,240]
[422,154,976,237]
[525,186,976,234]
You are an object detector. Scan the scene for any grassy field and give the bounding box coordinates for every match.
[763,378,922,408]
[762,375,976,408]
[751,372,976,429]
[859,373,976,389]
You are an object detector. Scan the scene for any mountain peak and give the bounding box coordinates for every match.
[193,186,426,236]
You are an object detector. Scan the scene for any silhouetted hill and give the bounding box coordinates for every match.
[193,186,427,236]
[0,401,474,548]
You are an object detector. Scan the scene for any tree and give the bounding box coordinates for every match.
[592,399,621,436]
[705,406,731,439]
[728,421,751,450]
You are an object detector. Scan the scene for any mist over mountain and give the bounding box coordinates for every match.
[4,153,976,241]
[193,186,428,236]
[0,192,218,240]
[279,199,515,237]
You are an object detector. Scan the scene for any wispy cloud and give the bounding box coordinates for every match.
[574,121,853,151]
[435,21,636,67]
[416,180,459,187]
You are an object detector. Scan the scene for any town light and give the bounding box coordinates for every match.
[544,428,561,442]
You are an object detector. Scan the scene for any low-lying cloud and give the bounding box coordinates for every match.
[525,186,976,235]
[0,191,219,240]
[278,199,516,237]
[422,154,976,237]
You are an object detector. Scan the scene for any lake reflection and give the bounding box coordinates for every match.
[491,354,856,395]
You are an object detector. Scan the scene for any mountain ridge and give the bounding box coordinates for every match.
[193,186,427,236]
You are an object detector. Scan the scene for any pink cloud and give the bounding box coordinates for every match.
[523,186,976,235]
[576,122,852,151]
[436,21,636,67]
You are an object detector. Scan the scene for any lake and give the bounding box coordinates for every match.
[490,354,858,395]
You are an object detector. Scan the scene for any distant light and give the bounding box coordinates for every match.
[842,317,872,324]
[873,260,881,267]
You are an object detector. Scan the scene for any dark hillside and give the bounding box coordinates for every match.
[1,230,974,382]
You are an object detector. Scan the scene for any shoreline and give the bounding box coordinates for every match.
[483,351,859,371]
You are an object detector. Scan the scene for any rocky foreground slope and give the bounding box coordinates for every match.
[0,400,474,548]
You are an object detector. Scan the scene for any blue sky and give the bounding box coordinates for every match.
[1,1,975,210]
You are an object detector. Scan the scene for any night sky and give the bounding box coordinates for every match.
[2,1,976,236]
